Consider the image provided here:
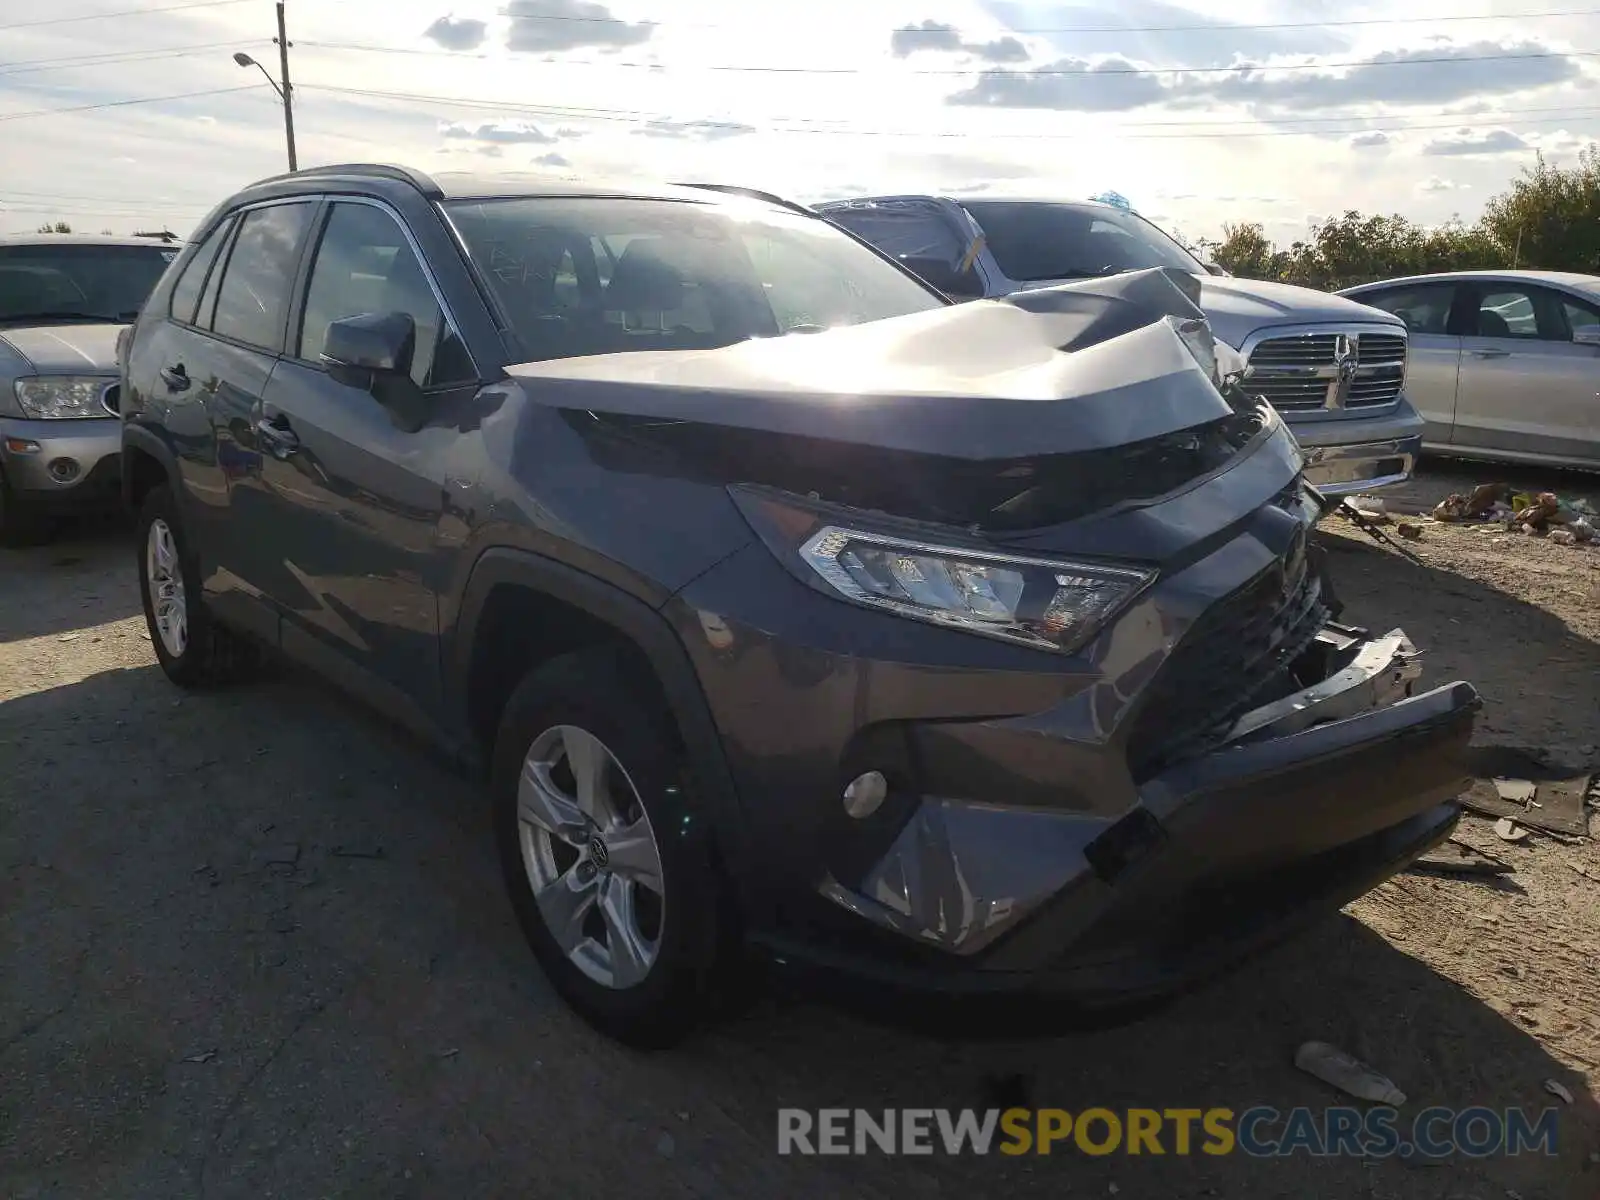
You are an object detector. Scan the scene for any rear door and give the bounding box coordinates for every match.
[253,197,479,720]
[1453,281,1600,462]
[1347,281,1463,445]
[127,199,318,641]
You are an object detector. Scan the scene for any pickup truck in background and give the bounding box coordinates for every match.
[817,195,1426,498]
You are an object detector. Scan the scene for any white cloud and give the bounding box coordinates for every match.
[1421,128,1530,156]
[1418,177,1471,192]
[0,0,1597,244]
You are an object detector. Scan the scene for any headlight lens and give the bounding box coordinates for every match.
[14,376,113,419]
[798,524,1155,653]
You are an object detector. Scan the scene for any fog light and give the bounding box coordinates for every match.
[4,437,40,454]
[48,457,80,482]
[843,771,888,819]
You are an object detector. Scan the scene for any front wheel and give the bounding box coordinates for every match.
[492,647,730,1048]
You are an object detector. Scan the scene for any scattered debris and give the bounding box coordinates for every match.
[1397,521,1424,540]
[331,843,385,860]
[1550,529,1578,547]
[183,1050,217,1064]
[1294,1041,1407,1105]
[56,633,79,643]
[437,1048,460,1059]
[1494,779,1537,804]
[1409,841,1515,878]
[255,843,301,867]
[1544,1080,1575,1105]
[1432,482,1596,548]
[1495,818,1530,843]
[1350,495,1389,522]
[1459,748,1594,837]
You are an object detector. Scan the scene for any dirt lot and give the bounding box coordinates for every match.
[3,467,1599,1199]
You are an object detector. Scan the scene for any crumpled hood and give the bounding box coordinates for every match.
[1013,273,1402,350]
[510,267,1241,460]
[0,323,121,374]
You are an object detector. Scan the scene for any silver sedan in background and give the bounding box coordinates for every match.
[1339,270,1600,472]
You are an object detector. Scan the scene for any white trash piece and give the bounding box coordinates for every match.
[1294,1041,1407,1105]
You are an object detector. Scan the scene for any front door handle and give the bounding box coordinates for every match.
[256,415,300,459]
[159,364,191,392]
[1471,348,1512,359]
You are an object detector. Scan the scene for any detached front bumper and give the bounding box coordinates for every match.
[788,623,1478,1006]
[0,416,122,509]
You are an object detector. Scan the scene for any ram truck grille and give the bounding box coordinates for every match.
[1245,331,1407,412]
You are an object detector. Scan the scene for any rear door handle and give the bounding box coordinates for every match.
[1471,348,1511,359]
[159,364,191,391]
[256,415,300,459]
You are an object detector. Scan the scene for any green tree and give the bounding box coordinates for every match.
[36,220,72,234]
[1481,146,1600,273]
[1206,222,1278,279]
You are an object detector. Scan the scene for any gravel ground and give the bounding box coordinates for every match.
[3,463,1598,1199]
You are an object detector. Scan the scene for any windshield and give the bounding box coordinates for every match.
[961,201,1204,282]
[0,243,178,323]
[443,197,945,362]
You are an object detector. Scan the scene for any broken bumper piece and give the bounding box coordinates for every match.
[808,624,1479,1007]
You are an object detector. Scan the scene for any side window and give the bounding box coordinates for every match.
[168,216,233,324]
[1559,294,1600,340]
[1355,283,1457,335]
[299,202,474,389]
[1473,287,1545,339]
[825,206,965,267]
[211,201,315,351]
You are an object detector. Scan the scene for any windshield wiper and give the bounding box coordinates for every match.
[0,309,134,324]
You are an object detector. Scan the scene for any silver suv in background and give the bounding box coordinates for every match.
[0,234,182,543]
[818,196,1426,497]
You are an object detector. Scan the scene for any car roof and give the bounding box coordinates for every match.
[1343,269,1600,292]
[0,234,182,248]
[818,194,1116,212]
[230,163,796,210]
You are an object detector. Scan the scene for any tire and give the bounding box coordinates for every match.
[0,467,52,547]
[135,485,260,687]
[492,646,729,1049]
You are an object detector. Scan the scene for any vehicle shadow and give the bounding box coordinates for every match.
[3,661,1595,1200]
[0,514,139,645]
[1317,528,1600,760]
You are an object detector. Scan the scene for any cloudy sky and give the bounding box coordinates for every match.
[2,0,1597,244]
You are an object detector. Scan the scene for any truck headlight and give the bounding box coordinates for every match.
[14,376,112,419]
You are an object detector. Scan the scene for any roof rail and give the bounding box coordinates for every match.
[670,182,816,217]
[247,163,442,197]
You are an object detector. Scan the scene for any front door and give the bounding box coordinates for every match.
[1454,282,1600,463]
[254,199,480,721]
[1347,280,1463,445]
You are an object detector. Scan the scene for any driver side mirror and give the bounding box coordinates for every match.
[1572,324,1600,347]
[1202,261,1231,277]
[321,311,416,381]
[898,254,986,300]
[321,311,427,432]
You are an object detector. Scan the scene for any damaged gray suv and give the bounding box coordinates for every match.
[120,166,1480,1048]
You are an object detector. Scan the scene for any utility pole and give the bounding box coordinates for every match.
[275,1,297,172]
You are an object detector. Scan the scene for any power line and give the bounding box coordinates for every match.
[0,0,254,32]
[0,40,264,76]
[298,39,1596,77]
[0,83,268,122]
[298,82,1600,141]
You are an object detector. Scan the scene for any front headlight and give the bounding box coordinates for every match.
[14,376,113,419]
[796,524,1155,653]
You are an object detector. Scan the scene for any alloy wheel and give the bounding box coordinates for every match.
[516,724,666,989]
[146,517,188,659]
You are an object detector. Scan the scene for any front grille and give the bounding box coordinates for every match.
[1126,538,1329,780]
[99,382,121,416]
[1245,330,1407,412]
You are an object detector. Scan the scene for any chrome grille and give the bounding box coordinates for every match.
[1244,330,1407,412]
[99,381,121,416]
